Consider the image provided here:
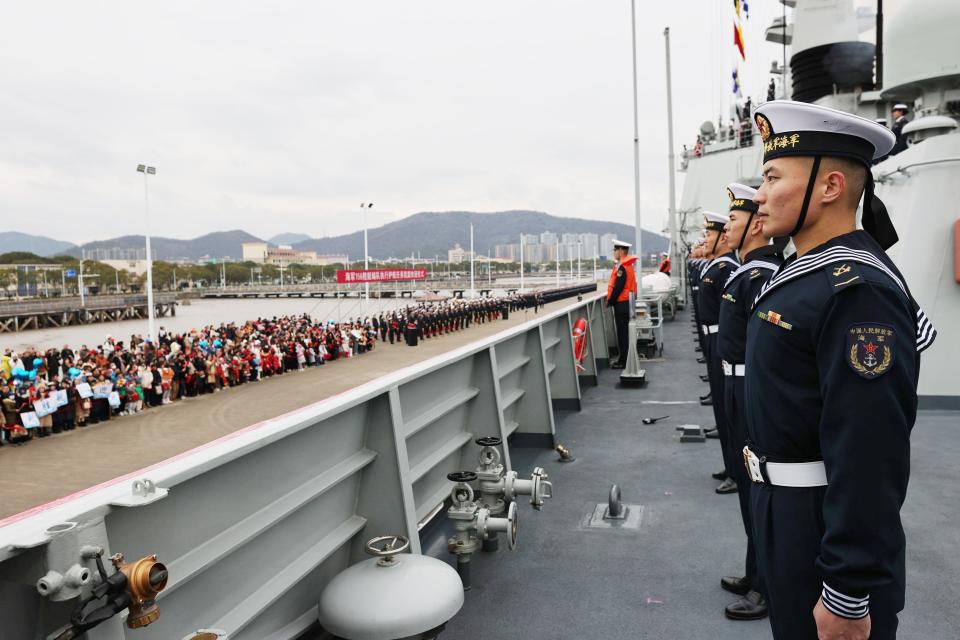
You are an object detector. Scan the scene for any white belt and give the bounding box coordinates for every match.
[722,360,745,376]
[701,324,719,335]
[743,447,828,488]
[692,286,699,291]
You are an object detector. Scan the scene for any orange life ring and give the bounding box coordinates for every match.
[572,318,588,371]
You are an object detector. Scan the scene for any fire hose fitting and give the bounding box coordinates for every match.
[51,550,168,640]
[445,471,518,590]
[475,436,554,511]
[112,553,169,628]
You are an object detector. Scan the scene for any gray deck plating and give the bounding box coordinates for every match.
[435,307,960,640]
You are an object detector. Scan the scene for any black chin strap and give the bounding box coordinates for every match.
[710,230,721,256]
[862,173,899,250]
[791,156,822,238]
[736,211,757,254]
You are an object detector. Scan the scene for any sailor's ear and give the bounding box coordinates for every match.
[821,169,846,205]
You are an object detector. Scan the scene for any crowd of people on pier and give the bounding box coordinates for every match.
[0,290,562,447]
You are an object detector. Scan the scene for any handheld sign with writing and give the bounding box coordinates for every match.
[33,398,58,417]
[20,412,40,429]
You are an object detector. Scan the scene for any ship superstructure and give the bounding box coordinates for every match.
[671,0,959,405]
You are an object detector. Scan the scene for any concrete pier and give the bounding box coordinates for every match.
[0,293,178,333]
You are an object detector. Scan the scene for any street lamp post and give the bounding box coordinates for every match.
[360,203,373,312]
[555,239,560,288]
[519,233,524,291]
[79,257,86,307]
[136,164,157,341]
[577,241,582,281]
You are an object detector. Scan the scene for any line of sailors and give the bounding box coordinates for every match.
[686,100,935,640]
[389,294,537,347]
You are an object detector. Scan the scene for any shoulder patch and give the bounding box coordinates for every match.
[825,261,862,293]
[846,323,895,379]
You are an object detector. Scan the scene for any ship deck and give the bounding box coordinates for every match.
[423,305,960,640]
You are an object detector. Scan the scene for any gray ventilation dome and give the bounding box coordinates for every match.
[319,536,464,640]
[881,0,960,98]
[902,116,958,144]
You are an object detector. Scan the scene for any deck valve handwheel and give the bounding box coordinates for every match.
[365,535,410,566]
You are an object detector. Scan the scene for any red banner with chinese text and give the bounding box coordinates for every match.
[336,268,427,283]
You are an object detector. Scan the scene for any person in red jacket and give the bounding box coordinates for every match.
[658,252,671,275]
[606,239,638,369]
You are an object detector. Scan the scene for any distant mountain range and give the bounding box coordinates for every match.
[267,232,312,246]
[292,210,667,259]
[3,211,667,262]
[0,232,77,257]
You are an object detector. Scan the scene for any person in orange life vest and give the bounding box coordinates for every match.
[658,252,671,275]
[606,239,638,369]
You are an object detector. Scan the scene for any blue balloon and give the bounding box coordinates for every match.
[69,367,82,379]
[33,357,43,367]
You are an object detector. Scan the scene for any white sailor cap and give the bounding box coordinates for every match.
[726,183,758,213]
[611,239,632,249]
[703,211,729,232]
[893,103,909,112]
[753,100,899,249]
[753,100,895,164]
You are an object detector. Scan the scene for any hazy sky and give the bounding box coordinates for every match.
[1,1,876,244]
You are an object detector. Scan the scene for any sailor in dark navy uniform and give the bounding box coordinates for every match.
[889,103,910,156]
[716,182,783,621]
[697,212,740,492]
[689,242,710,368]
[745,100,936,640]
[687,245,704,356]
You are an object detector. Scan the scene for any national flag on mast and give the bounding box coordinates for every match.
[734,21,745,59]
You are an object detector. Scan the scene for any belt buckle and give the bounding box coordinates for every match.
[743,447,764,483]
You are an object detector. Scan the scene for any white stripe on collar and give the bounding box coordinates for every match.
[752,245,936,352]
[724,259,779,289]
[702,255,739,276]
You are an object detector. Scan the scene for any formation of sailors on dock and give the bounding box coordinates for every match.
[0,290,552,447]
[685,100,933,640]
